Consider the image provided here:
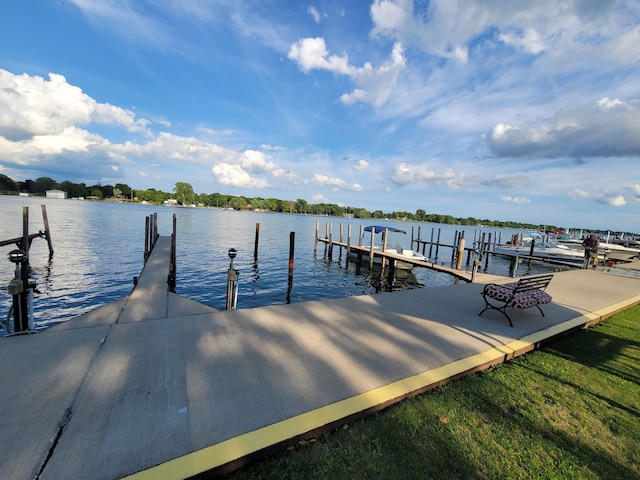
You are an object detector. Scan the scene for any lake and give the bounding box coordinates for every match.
[0,196,555,333]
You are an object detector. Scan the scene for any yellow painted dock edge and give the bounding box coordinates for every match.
[123,296,640,480]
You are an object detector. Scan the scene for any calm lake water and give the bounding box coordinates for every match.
[0,196,558,333]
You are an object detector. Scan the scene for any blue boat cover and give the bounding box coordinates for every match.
[363,225,406,234]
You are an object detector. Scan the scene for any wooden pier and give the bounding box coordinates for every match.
[316,238,474,282]
[2,216,640,479]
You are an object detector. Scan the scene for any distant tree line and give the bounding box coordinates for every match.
[0,173,561,231]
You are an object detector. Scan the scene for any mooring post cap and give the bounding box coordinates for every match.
[8,249,28,264]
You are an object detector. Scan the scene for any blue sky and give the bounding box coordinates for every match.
[1,1,640,232]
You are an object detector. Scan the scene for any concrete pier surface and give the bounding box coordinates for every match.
[1,236,639,479]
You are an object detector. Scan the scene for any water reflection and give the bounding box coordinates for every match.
[1,197,563,333]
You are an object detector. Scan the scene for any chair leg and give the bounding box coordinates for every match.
[478,296,514,327]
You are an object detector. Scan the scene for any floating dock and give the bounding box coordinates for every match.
[1,237,640,479]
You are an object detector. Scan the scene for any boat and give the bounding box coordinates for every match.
[556,234,639,262]
[494,233,595,265]
[349,226,428,269]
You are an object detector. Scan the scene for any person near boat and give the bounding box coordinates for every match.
[582,235,600,267]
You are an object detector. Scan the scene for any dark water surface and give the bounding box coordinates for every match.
[1,196,557,332]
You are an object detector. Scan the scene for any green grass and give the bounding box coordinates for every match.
[230,306,640,479]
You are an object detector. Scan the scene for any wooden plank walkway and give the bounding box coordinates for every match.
[1,240,640,479]
[316,237,474,282]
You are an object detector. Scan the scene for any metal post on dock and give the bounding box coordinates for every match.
[226,248,239,310]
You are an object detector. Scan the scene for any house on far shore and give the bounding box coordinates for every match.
[46,189,68,199]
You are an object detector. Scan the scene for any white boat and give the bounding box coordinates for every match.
[349,245,427,269]
[349,226,427,269]
[494,233,595,265]
[494,242,588,264]
[556,234,639,262]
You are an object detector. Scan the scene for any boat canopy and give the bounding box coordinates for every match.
[363,225,406,234]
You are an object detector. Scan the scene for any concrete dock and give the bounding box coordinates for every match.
[1,236,640,479]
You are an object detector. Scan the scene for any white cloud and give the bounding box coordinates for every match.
[310,173,364,191]
[211,163,270,188]
[0,70,150,141]
[500,195,531,205]
[485,98,640,159]
[308,6,321,23]
[601,195,626,207]
[390,162,456,186]
[354,160,369,171]
[288,37,351,74]
[312,193,328,202]
[288,38,406,107]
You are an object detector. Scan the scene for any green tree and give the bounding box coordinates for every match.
[33,177,57,194]
[295,198,308,214]
[0,173,17,192]
[115,183,132,197]
[174,182,195,205]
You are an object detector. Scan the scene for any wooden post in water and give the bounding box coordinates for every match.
[286,232,295,303]
[358,225,364,247]
[528,239,535,268]
[456,236,466,270]
[168,214,177,292]
[314,221,319,252]
[484,233,492,270]
[429,228,434,258]
[328,222,333,259]
[254,223,260,260]
[369,227,376,269]
[451,230,459,264]
[435,228,441,258]
[347,224,352,254]
[40,205,54,256]
[22,207,29,257]
[380,228,388,269]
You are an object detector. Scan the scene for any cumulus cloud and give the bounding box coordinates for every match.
[288,38,405,107]
[485,98,640,159]
[210,149,298,188]
[369,0,628,62]
[390,162,456,186]
[312,193,328,202]
[601,194,626,207]
[0,70,149,141]
[354,160,369,171]
[211,163,269,188]
[309,173,363,191]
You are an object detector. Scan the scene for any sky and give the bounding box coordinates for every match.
[1,0,640,232]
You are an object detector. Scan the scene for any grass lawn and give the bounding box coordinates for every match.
[230,305,640,479]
